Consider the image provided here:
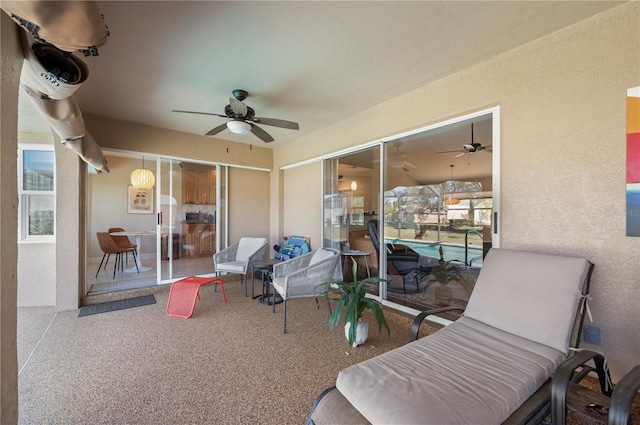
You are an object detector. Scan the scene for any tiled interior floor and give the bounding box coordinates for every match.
[87,255,215,294]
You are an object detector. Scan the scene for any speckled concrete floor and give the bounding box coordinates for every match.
[18,280,638,425]
[17,278,425,424]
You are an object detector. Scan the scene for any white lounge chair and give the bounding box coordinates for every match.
[308,248,595,425]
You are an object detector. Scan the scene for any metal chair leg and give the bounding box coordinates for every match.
[96,253,108,277]
[113,253,120,279]
[283,299,287,333]
[131,250,139,273]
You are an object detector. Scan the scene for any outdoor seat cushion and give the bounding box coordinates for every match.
[336,316,565,425]
[236,237,267,261]
[215,260,247,273]
[310,248,336,265]
[464,248,590,353]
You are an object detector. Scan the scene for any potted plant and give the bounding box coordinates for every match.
[426,246,472,303]
[321,261,390,347]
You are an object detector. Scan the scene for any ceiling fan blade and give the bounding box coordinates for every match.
[437,149,465,154]
[205,123,228,136]
[252,117,299,130]
[454,152,466,158]
[229,97,248,117]
[249,123,274,143]
[172,109,228,118]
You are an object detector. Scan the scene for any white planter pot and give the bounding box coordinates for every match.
[345,318,369,347]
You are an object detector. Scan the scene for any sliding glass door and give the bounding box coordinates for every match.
[323,108,499,313]
[158,159,227,283]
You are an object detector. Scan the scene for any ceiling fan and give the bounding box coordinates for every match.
[437,122,492,157]
[172,89,299,143]
[388,141,416,171]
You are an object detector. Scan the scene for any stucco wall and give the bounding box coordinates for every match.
[227,167,270,244]
[85,115,272,172]
[283,162,322,248]
[272,3,640,379]
[1,11,20,425]
[17,244,56,306]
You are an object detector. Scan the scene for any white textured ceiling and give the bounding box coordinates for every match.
[62,1,622,147]
[15,1,624,183]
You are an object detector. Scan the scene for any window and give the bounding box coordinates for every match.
[18,145,55,241]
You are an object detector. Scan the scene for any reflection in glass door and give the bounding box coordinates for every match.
[158,158,222,283]
[321,108,498,314]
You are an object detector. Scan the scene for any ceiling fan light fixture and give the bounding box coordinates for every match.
[227,120,251,135]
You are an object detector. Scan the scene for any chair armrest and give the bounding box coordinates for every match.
[214,241,239,265]
[272,253,311,278]
[551,349,612,425]
[278,255,338,297]
[609,365,640,425]
[410,307,465,342]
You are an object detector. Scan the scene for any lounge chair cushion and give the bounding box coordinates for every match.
[463,249,590,353]
[336,316,565,425]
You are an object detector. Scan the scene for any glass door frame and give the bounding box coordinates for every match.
[155,157,227,285]
[321,106,500,317]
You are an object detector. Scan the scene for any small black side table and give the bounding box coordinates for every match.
[250,259,282,305]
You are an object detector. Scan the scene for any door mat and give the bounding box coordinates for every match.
[78,295,156,317]
[89,277,157,295]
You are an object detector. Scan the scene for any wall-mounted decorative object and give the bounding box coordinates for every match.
[627,86,639,236]
[128,185,154,214]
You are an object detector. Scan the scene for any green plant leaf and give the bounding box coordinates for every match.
[320,260,390,346]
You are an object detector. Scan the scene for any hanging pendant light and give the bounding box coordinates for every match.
[130,157,155,189]
[444,164,460,206]
[350,165,357,191]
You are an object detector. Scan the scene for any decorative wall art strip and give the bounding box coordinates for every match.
[627,86,640,236]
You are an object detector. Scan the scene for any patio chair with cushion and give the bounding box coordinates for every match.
[367,219,424,293]
[271,248,341,333]
[213,237,268,296]
[307,248,597,425]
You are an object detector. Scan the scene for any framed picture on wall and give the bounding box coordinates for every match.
[627,86,640,236]
[127,186,154,214]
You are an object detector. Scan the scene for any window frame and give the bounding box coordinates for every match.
[18,144,56,243]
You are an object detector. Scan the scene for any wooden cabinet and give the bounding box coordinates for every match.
[181,163,215,204]
[182,223,215,258]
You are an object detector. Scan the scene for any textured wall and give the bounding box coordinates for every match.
[227,167,270,244]
[283,162,322,248]
[1,11,20,425]
[85,115,272,171]
[272,3,640,379]
[54,137,83,311]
